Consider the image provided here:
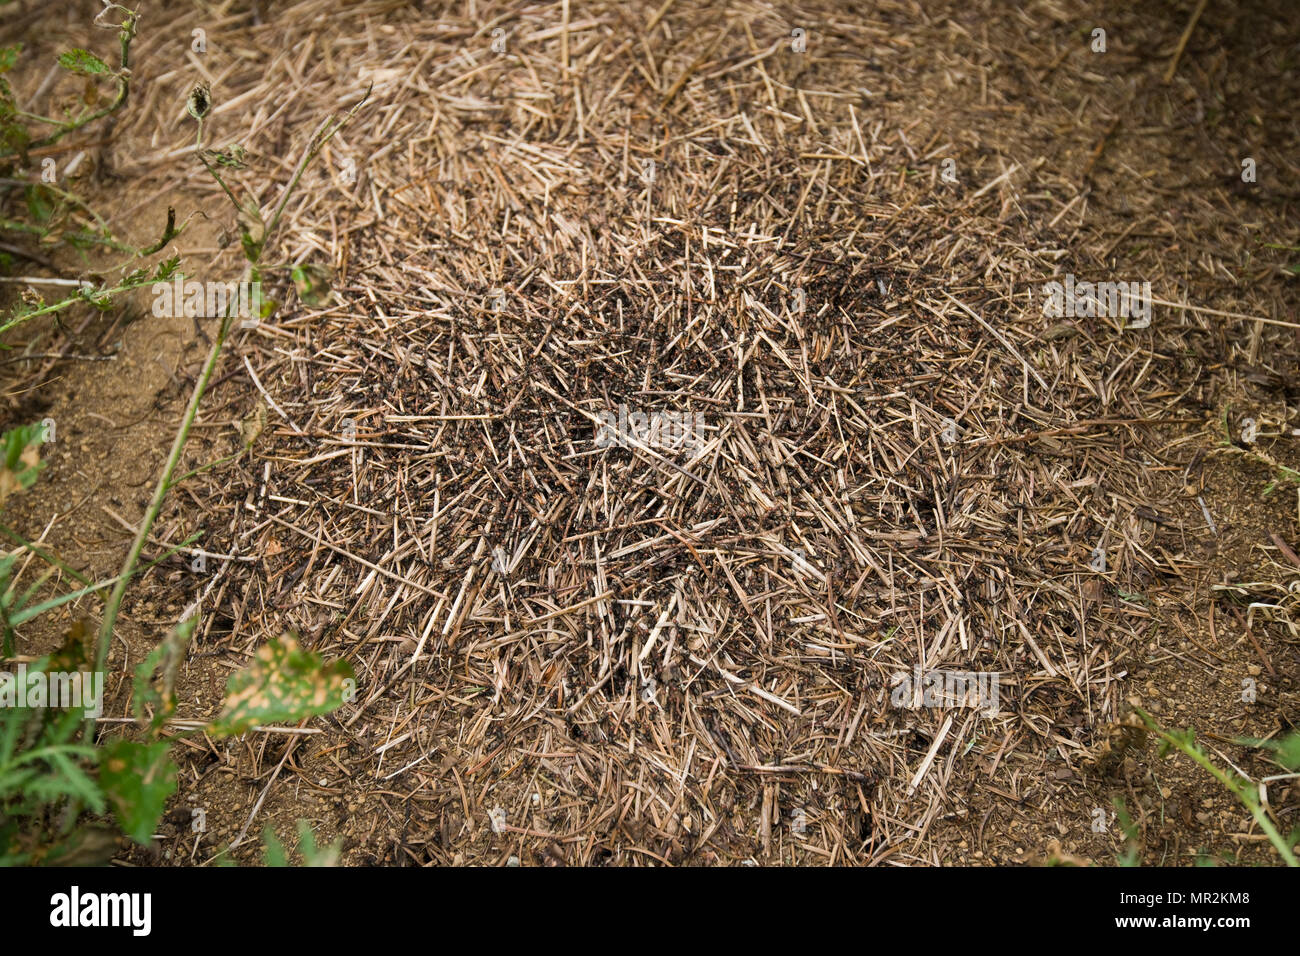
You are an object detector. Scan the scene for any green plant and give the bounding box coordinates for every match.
[1258,240,1300,276]
[92,79,369,716]
[0,4,137,168]
[0,248,181,338]
[1135,708,1299,867]
[263,820,343,867]
[0,426,200,657]
[1212,406,1300,494]
[0,608,353,862]
[0,424,354,863]
[0,12,369,864]
[1242,730,1300,773]
[1112,796,1142,867]
[0,4,187,338]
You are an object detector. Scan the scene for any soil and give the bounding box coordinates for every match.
[1,0,1297,867]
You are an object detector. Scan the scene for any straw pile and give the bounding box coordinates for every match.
[71,0,1294,863]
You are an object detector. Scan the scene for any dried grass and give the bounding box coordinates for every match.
[8,0,1298,865]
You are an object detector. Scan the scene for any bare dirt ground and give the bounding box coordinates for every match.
[1,0,1297,866]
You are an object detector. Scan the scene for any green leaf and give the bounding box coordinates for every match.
[132,614,196,733]
[296,819,341,866]
[201,144,247,169]
[291,263,331,307]
[0,45,20,73]
[57,49,110,76]
[23,184,53,225]
[238,229,262,264]
[49,750,105,812]
[0,120,29,160]
[0,765,40,797]
[153,255,181,281]
[131,646,166,725]
[262,820,341,866]
[1250,731,1300,771]
[207,634,353,737]
[1273,733,1300,771]
[263,825,288,867]
[98,739,177,845]
[0,423,45,507]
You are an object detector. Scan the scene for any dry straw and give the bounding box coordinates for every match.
[28,0,1292,864]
